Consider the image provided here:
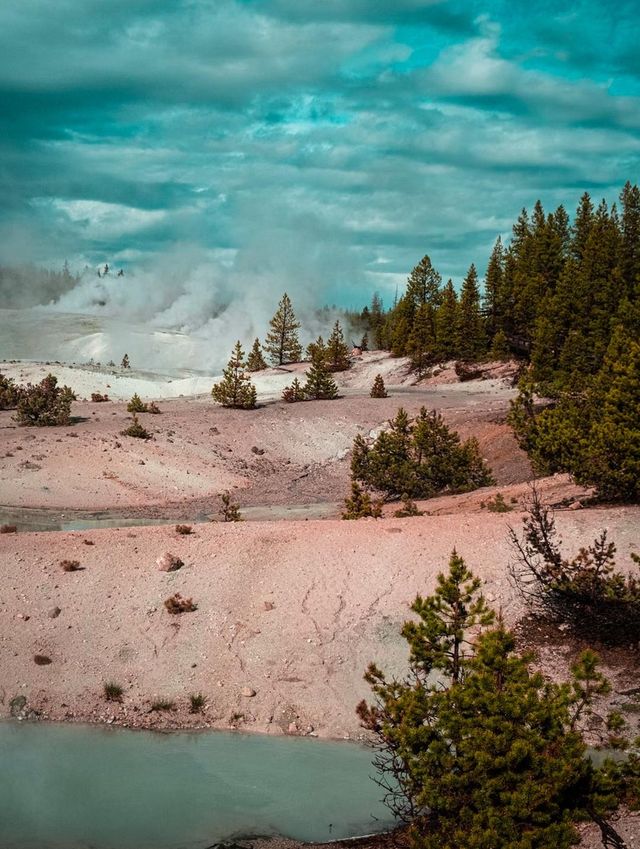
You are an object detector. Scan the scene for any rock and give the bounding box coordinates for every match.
[241,687,256,698]
[288,721,299,734]
[9,695,27,718]
[263,601,275,611]
[251,446,265,455]
[48,607,61,619]
[156,552,183,572]
[568,500,583,510]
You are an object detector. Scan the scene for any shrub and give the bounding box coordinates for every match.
[103,682,123,702]
[370,374,388,398]
[509,487,640,642]
[219,491,242,522]
[0,372,23,409]
[189,693,206,713]
[342,482,383,520]
[60,559,81,572]
[351,406,494,500]
[15,374,75,427]
[164,593,197,614]
[282,377,306,402]
[121,414,151,439]
[175,524,193,535]
[127,393,148,413]
[150,699,175,712]
[0,524,17,534]
[91,393,109,402]
[121,354,130,369]
[393,496,423,517]
[485,492,512,513]
[147,401,161,414]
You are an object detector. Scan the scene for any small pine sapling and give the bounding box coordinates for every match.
[282,377,306,402]
[342,481,383,520]
[127,393,148,413]
[121,414,151,439]
[370,374,388,398]
[247,338,267,372]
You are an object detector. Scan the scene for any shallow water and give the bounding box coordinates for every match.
[0,723,393,849]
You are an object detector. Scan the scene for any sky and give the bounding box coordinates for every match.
[1,0,640,308]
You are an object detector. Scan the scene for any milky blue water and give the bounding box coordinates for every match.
[0,723,393,849]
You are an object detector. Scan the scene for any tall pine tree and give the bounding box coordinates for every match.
[211,342,257,409]
[264,293,302,365]
[456,264,486,361]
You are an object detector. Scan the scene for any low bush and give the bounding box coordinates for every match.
[509,487,640,642]
[103,682,123,702]
[219,491,242,522]
[484,492,513,513]
[60,559,81,572]
[393,496,423,518]
[175,524,193,535]
[121,414,151,439]
[189,693,206,713]
[91,393,109,402]
[147,401,161,414]
[0,372,23,409]
[164,593,197,614]
[15,374,75,427]
[0,524,17,534]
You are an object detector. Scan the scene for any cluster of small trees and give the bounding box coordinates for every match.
[0,372,75,426]
[350,407,494,501]
[358,549,640,849]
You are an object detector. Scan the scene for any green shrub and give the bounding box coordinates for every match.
[282,377,306,402]
[393,496,423,517]
[370,374,388,398]
[14,374,75,427]
[351,407,494,500]
[0,372,23,409]
[104,682,123,702]
[219,491,242,522]
[485,493,512,513]
[189,693,206,713]
[342,482,383,520]
[127,393,148,413]
[121,414,151,439]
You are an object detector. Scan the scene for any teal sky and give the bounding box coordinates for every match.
[2,0,639,305]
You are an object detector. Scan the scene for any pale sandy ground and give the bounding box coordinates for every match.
[1,352,638,846]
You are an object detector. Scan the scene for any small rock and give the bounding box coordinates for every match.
[241,687,256,698]
[48,607,61,619]
[288,721,299,734]
[263,601,275,611]
[568,500,582,511]
[156,552,183,572]
[251,446,265,455]
[9,695,27,718]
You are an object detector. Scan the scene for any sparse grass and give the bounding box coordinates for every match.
[164,593,197,614]
[150,698,175,712]
[0,524,17,534]
[60,559,81,572]
[189,693,206,713]
[103,682,123,702]
[121,414,151,439]
[175,524,193,535]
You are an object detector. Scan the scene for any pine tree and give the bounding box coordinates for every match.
[489,329,510,360]
[342,481,383,520]
[211,342,257,409]
[121,353,130,369]
[357,553,632,849]
[305,335,326,363]
[482,237,504,343]
[360,332,369,352]
[435,279,458,361]
[370,374,388,398]
[264,293,302,365]
[326,320,351,372]
[456,264,486,361]
[247,338,267,372]
[406,255,442,309]
[303,348,338,400]
[370,293,385,349]
[282,377,306,403]
[407,303,435,376]
[620,180,640,299]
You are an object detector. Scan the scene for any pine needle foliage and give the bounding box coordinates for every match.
[370,374,388,398]
[282,377,306,402]
[264,293,302,366]
[211,341,257,409]
[357,552,637,849]
[351,407,494,500]
[121,413,151,439]
[127,393,148,413]
[326,320,351,372]
[303,348,339,400]
[342,481,383,519]
[15,374,75,427]
[247,338,267,372]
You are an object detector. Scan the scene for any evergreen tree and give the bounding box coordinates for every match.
[369,292,385,349]
[408,303,435,376]
[620,180,640,299]
[482,237,504,343]
[389,295,414,357]
[303,348,339,400]
[211,341,257,409]
[342,481,383,520]
[357,553,634,849]
[360,332,369,352]
[456,264,486,361]
[489,329,510,360]
[406,254,442,309]
[370,374,388,398]
[282,377,306,403]
[326,320,351,372]
[435,279,458,361]
[305,335,326,363]
[264,293,302,365]
[572,191,595,262]
[247,338,267,372]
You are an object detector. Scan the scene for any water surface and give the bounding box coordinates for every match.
[0,723,393,849]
